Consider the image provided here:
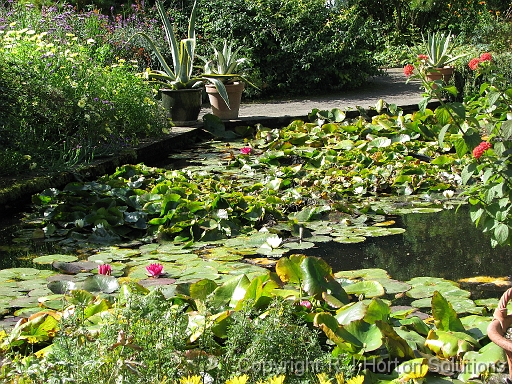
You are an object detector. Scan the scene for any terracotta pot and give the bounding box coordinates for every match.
[425,67,454,84]
[206,82,245,120]
[160,88,202,123]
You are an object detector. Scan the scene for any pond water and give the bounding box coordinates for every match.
[1,200,511,283]
[304,207,512,282]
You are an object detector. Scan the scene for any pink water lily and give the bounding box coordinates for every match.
[146,263,164,278]
[240,146,252,155]
[98,264,112,276]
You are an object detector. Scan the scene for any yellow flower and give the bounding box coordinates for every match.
[335,373,345,384]
[346,375,365,384]
[267,375,286,384]
[226,375,249,384]
[77,98,86,108]
[178,375,201,384]
[317,373,330,384]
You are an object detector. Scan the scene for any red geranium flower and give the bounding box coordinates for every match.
[479,52,492,62]
[417,54,429,61]
[468,58,480,71]
[403,64,415,77]
[472,141,492,159]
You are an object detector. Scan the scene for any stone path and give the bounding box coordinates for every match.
[201,68,423,120]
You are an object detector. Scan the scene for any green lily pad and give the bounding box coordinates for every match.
[282,241,315,250]
[335,268,390,280]
[406,277,459,299]
[332,236,366,243]
[33,254,78,265]
[343,281,385,297]
[9,295,40,308]
[374,279,411,295]
[47,280,77,294]
[137,278,177,288]
[82,275,120,294]
[53,261,99,274]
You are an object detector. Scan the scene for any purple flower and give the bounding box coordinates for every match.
[146,263,163,278]
[98,264,112,276]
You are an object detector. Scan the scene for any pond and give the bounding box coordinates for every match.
[1,200,510,284]
[305,207,512,282]
[0,123,510,287]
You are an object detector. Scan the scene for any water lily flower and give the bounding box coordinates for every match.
[240,146,252,155]
[266,235,282,249]
[442,190,454,199]
[146,263,164,277]
[98,264,112,276]
[299,300,312,310]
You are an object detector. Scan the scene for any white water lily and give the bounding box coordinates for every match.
[266,235,282,249]
[443,190,454,199]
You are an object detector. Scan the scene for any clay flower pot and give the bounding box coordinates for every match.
[206,82,245,120]
[425,66,454,85]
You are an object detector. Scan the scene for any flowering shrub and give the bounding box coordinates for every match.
[0,26,168,175]
[467,52,493,72]
[472,141,492,159]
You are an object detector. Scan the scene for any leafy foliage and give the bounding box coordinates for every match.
[196,0,381,96]
[27,105,466,246]
[0,254,505,383]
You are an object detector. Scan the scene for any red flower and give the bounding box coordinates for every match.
[98,264,112,276]
[479,52,492,62]
[240,146,252,155]
[472,141,492,159]
[417,54,429,61]
[146,263,164,277]
[468,58,480,71]
[403,64,415,77]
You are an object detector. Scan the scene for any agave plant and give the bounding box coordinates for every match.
[200,39,255,85]
[422,31,468,68]
[129,1,228,100]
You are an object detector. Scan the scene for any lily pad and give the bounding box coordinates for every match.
[53,261,99,274]
[47,280,77,294]
[82,275,120,293]
[33,254,78,265]
[137,278,177,288]
[335,268,390,280]
[332,236,366,244]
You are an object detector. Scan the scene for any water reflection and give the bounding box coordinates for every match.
[300,207,512,282]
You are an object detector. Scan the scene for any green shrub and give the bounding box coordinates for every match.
[454,51,512,101]
[220,299,348,383]
[194,0,382,97]
[0,26,169,175]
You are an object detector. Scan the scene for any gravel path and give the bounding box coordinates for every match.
[210,68,423,119]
